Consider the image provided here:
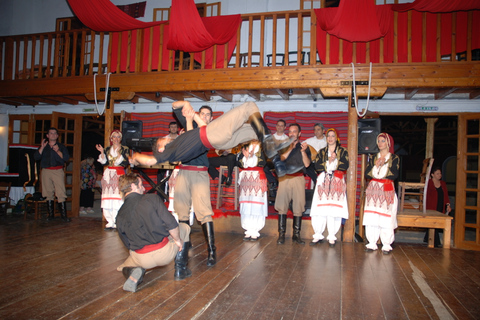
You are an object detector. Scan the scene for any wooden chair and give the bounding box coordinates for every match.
[398,158,434,213]
[0,182,12,215]
[216,166,239,210]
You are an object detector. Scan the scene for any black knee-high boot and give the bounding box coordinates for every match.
[179,220,192,249]
[277,214,287,244]
[174,241,192,280]
[58,201,71,222]
[46,200,55,221]
[292,216,305,244]
[202,222,216,266]
[248,113,291,159]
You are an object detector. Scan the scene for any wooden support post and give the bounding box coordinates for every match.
[344,93,358,242]
[425,118,438,159]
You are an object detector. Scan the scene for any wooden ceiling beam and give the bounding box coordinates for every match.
[2,63,478,98]
[47,96,79,105]
[187,91,208,101]
[246,90,261,101]
[135,92,162,103]
[469,90,480,99]
[212,90,233,102]
[434,88,456,100]
[160,92,188,101]
[3,97,39,106]
[0,99,20,106]
[276,89,290,100]
[404,88,419,100]
[84,92,135,101]
[29,97,61,105]
[319,87,387,98]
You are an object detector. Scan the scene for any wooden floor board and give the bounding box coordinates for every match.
[1,217,479,319]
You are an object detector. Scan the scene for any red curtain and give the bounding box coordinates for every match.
[66,0,163,32]
[392,0,480,13]
[316,2,480,64]
[316,0,389,42]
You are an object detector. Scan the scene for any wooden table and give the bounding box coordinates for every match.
[397,209,453,249]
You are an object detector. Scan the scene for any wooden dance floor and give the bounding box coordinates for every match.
[1,217,480,320]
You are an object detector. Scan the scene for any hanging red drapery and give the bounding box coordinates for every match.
[315,0,480,65]
[316,0,389,43]
[392,0,480,13]
[66,0,163,31]
[169,0,241,69]
[67,0,241,71]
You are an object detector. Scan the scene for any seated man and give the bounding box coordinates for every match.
[116,173,191,293]
[208,148,240,187]
[130,101,292,166]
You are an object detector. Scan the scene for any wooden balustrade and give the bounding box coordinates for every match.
[0,8,478,82]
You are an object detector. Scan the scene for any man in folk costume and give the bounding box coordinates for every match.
[275,123,311,245]
[172,104,217,266]
[34,127,70,222]
[96,130,130,230]
[116,173,192,292]
[363,133,400,254]
[237,141,268,241]
[309,128,349,247]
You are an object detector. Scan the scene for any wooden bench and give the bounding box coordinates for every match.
[397,209,453,249]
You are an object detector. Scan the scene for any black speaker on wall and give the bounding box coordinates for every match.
[121,120,143,146]
[358,118,381,154]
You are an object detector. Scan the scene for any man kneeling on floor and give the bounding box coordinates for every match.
[116,173,191,292]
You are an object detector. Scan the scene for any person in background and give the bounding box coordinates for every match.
[237,140,268,241]
[272,119,288,144]
[165,121,179,140]
[34,127,70,222]
[304,123,327,186]
[79,156,96,215]
[363,133,400,254]
[309,128,349,247]
[424,166,451,247]
[96,130,130,231]
[275,123,311,245]
[116,173,191,293]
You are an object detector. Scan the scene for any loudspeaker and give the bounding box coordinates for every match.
[358,118,381,154]
[121,120,143,146]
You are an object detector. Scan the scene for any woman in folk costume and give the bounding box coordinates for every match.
[237,140,268,241]
[363,133,400,254]
[309,128,349,247]
[96,130,130,230]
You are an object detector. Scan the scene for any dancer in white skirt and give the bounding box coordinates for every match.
[309,128,349,247]
[96,130,130,230]
[237,141,268,241]
[363,133,400,254]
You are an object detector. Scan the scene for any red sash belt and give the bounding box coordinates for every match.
[372,178,394,191]
[179,164,208,171]
[46,166,63,170]
[199,126,213,149]
[135,237,169,254]
[107,166,126,175]
[333,170,345,179]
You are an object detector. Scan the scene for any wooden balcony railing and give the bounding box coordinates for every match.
[0,9,478,81]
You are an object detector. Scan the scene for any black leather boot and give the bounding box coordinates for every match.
[277,214,287,244]
[174,241,192,280]
[248,112,292,159]
[292,216,305,244]
[58,201,71,222]
[272,155,287,178]
[46,200,55,221]
[202,222,216,266]
[179,220,192,249]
